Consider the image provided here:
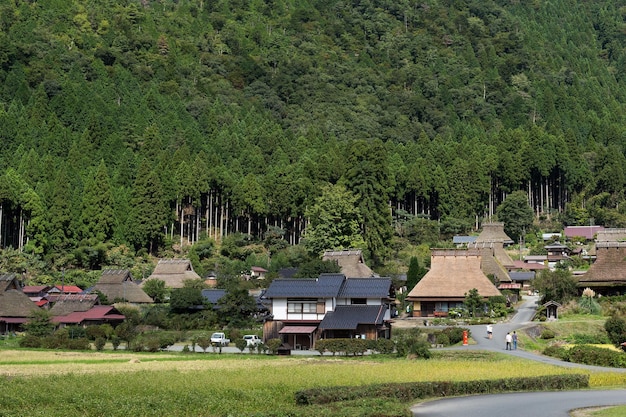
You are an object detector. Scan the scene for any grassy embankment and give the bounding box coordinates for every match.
[0,349,625,417]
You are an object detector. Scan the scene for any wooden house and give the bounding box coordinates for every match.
[577,242,626,296]
[0,274,38,333]
[405,249,502,317]
[92,269,153,304]
[141,259,201,289]
[322,249,376,278]
[262,274,394,349]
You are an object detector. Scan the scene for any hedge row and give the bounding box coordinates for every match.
[294,374,589,405]
[315,338,395,356]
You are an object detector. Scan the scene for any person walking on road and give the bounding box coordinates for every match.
[505,332,512,350]
[487,324,493,339]
[512,331,518,350]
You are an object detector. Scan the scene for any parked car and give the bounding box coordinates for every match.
[210,332,230,346]
[243,335,262,347]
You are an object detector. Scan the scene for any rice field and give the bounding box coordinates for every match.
[0,349,624,416]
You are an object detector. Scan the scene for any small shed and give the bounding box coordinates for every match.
[543,300,561,320]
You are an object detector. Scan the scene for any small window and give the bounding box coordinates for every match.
[351,298,366,305]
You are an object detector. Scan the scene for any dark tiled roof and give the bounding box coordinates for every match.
[201,289,227,304]
[453,236,477,244]
[338,278,391,298]
[264,274,345,298]
[509,271,535,281]
[319,305,387,330]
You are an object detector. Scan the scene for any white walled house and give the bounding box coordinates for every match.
[262,273,395,349]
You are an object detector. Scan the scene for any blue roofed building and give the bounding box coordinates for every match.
[262,273,395,349]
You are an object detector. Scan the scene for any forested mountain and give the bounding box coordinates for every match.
[1,0,626,278]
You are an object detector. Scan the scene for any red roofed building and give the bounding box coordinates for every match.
[53,305,125,327]
[564,226,605,241]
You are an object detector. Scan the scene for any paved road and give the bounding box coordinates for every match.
[413,296,626,416]
[412,389,626,417]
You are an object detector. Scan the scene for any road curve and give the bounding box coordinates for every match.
[411,389,626,417]
[412,296,626,416]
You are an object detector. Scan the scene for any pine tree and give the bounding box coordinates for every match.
[78,160,115,243]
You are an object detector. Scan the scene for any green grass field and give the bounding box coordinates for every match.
[0,349,625,417]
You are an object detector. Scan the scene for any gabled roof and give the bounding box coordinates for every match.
[322,249,376,278]
[201,289,227,304]
[509,271,535,282]
[22,285,51,295]
[406,249,502,300]
[0,274,38,318]
[93,269,153,303]
[319,305,387,330]
[338,278,392,299]
[453,236,477,244]
[596,228,626,242]
[470,243,513,283]
[264,274,346,298]
[49,285,83,294]
[49,294,98,316]
[475,223,514,245]
[578,242,626,285]
[53,305,125,325]
[141,259,201,289]
[564,226,604,240]
[512,260,547,271]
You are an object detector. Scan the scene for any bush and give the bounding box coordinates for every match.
[542,345,570,361]
[266,338,282,355]
[19,335,42,348]
[94,337,106,351]
[540,328,556,339]
[315,339,368,356]
[604,316,626,347]
[568,345,626,368]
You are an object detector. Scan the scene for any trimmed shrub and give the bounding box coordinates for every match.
[568,345,626,368]
[542,345,570,361]
[19,335,42,348]
[295,374,589,405]
[94,337,106,351]
[266,338,282,355]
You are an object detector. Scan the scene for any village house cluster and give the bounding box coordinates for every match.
[1,227,625,349]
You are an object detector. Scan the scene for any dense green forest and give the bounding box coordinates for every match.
[1,0,626,283]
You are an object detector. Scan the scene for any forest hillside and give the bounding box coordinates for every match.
[1,0,625,283]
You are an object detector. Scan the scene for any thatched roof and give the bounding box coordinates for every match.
[475,222,514,244]
[141,259,201,289]
[578,242,626,285]
[93,270,153,304]
[49,294,98,316]
[470,242,513,283]
[406,250,502,301]
[322,249,376,278]
[596,229,626,242]
[0,274,38,318]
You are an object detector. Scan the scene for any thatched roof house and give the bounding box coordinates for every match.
[596,228,626,242]
[475,222,514,245]
[49,294,99,316]
[470,242,513,283]
[322,249,376,278]
[577,242,626,295]
[141,259,201,289]
[0,274,38,332]
[93,270,153,304]
[406,249,502,317]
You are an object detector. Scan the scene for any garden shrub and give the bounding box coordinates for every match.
[604,316,626,347]
[94,337,106,351]
[295,374,589,405]
[540,328,556,339]
[315,339,368,356]
[266,338,282,355]
[542,345,570,361]
[19,335,42,348]
[567,345,626,368]
[566,333,610,345]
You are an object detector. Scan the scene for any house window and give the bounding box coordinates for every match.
[351,298,366,304]
[288,300,317,313]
